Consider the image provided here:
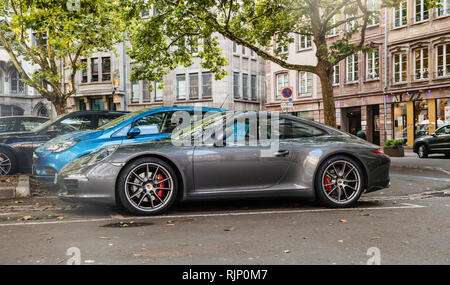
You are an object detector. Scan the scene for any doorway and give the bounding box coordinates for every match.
[342,107,361,135]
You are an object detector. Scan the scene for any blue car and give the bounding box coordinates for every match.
[32,106,225,183]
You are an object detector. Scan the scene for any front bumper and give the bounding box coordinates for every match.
[57,162,122,205]
[33,149,80,181]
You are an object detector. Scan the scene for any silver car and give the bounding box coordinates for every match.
[58,112,390,215]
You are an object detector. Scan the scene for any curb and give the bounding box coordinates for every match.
[390,164,450,176]
[0,175,30,200]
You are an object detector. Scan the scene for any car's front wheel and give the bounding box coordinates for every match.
[315,156,364,208]
[0,148,16,176]
[417,145,428,158]
[117,157,178,215]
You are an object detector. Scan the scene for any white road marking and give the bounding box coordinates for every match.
[390,174,450,183]
[0,203,426,227]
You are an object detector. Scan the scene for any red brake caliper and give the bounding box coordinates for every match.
[324,176,332,192]
[156,173,165,198]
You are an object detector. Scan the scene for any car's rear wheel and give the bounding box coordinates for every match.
[0,148,16,176]
[315,156,364,208]
[418,145,428,158]
[117,157,178,215]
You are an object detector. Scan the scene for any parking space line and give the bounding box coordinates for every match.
[390,174,450,183]
[0,203,426,227]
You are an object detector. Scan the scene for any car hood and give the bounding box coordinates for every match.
[40,130,104,147]
[415,135,432,142]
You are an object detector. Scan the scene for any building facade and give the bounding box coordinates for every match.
[0,48,53,118]
[68,36,266,113]
[266,4,388,146]
[266,0,450,146]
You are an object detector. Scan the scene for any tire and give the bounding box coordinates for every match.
[0,147,17,176]
[117,157,178,215]
[315,155,365,208]
[417,144,428,158]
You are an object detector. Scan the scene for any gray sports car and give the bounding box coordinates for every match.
[58,111,390,215]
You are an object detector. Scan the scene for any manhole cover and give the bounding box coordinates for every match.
[102,221,154,228]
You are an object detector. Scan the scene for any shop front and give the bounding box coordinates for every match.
[391,90,450,146]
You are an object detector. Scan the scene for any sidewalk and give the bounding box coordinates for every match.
[389,151,450,174]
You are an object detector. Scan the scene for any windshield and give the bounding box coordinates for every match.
[97,108,151,130]
[31,113,68,132]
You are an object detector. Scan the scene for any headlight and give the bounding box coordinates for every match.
[60,145,119,174]
[44,139,79,153]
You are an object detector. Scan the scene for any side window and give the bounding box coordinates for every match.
[280,119,326,139]
[160,111,209,134]
[20,119,43,131]
[133,113,165,135]
[55,115,92,133]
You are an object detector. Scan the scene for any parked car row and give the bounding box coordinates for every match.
[0,107,392,215]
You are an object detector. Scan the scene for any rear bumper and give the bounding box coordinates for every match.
[365,154,391,193]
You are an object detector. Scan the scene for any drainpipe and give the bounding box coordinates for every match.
[122,39,127,111]
[383,7,388,142]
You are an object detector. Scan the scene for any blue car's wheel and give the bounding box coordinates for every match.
[117,157,178,215]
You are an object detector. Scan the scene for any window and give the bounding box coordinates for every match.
[79,100,86,111]
[393,53,407,83]
[366,50,379,80]
[346,54,359,82]
[299,72,313,95]
[333,65,340,85]
[242,46,246,56]
[327,15,338,37]
[276,73,289,98]
[279,119,326,139]
[367,0,380,26]
[251,75,257,101]
[393,1,407,28]
[32,32,47,47]
[10,70,25,94]
[81,59,88,83]
[108,98,116,111]
[101,57,111,81]
[414,48,429,80]
[141,9,150,17]
[436,43,450,77]
[133,113,165,135]
[176,74,186,100]
[415,0,429,22]
[91,58,99,82]
[153,81,163,101]
[233,42,238,54]
[243,73,249,99]
[275,38,288,54]
[202,72,212,98]
[131,81,140,103]
[299,35,312,50]
[189,73,199,100]
[57,115,92,133]
[189,36,199,54]
[437,0,450,17]
[142,80,150,102]
[233,72,240,99]
[345,14,356,31]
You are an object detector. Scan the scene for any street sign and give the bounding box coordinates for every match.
[281,87,293,99]
[281,87,293,112]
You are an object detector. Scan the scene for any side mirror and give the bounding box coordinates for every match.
[431,132,437,137]
[127,126,141,138]
[213,136,226,147]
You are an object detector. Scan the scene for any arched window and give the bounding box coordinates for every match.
[37,106,49,117]
[10,69,25,94]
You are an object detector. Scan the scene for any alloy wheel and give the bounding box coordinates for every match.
[124,163,174,212]
[0,153,11,176]
[321,160,361,204]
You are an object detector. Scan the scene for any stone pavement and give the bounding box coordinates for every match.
[389,151,450,173]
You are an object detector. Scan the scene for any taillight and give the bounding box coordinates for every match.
[371,148,384,155]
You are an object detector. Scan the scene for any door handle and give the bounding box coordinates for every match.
[274,150,290,157]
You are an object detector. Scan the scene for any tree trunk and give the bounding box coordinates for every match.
[317,67,337,128]
[53,95,67,115]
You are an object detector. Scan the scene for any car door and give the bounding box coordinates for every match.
[429,126,450,151]
[193,113,293,192]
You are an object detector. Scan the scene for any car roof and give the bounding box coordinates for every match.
[68,110,129,115]
[0,116,49,119]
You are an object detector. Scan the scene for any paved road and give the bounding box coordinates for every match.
[390,152,450,173]
[0,166,449,265]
